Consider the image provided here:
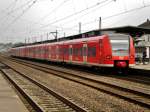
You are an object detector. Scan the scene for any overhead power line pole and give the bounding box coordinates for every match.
[50,30,58,41]
[99,17,101,30]
[55,30,58,40]
[79,22,81,34]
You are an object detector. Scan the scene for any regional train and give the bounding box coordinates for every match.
[10,33,135,72]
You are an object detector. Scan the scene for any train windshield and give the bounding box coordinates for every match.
[109,34,129,56]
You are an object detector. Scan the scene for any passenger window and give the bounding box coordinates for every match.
[69,48,72,55]
[88,46,96,57]
[73,48,83,56]
[83,47,87,56]
[79,48,83,56]
[73,48,77,56]
[64,48,69,55]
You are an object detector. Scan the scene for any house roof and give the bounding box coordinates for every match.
[87,25,150,37]
[138,19,150,28]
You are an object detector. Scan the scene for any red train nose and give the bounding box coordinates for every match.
[116,61,127,68]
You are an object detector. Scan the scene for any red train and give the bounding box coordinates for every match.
[10,33,135,71]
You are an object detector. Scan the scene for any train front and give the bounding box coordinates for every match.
[108,34,135,70]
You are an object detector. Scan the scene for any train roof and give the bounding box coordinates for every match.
[14,35,107,49]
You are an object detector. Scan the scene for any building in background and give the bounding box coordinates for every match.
[135,19,150,63]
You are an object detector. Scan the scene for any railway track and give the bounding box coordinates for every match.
[8,57,150,87]
[118,75,150,85]
[1,56,150,109]
[0,64,87,112]
[11,57,150,86]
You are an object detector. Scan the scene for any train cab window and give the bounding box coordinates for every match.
[109,34,129,56]
[88,46,96,57]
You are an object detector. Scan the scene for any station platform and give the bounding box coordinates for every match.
[0,73,29,112]
[132,64,150,70]
[130,63,150,75]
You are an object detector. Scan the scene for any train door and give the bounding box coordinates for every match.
[58,44,63,61]
[48,45,51,60]
[33,47,35,58]
[99,39,103,64]
[69,45,72,62]
[45,45,48,59]
[56,45,59,60]
[87,41,100,64]
[83,43,87,64]
[72,43,83,63]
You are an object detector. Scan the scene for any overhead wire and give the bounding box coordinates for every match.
[0,0,18,13]
[7,0,36,15]
[13,0,112,37]
[103,3,150,20]
[26,0,114,39]
[0,0,19,30]
[0,0,35,30]
[36,0,71,23]
[38,0,110,29]
[25,0,71,35]
[68,3,150,30]
[64,0,114,29]
[4,0,38,30]
[3,0,150,43]
[9,0,18,14]
[0,0,19,20]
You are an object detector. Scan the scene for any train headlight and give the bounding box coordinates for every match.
[130,55,134,59]
[106,55,112,60]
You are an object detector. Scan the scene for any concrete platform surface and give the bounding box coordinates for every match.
[132,64,150,70]
[0,73,29,112]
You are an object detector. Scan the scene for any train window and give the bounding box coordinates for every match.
[59,48,62,55]
[69,48,72,55]
[51,47,54,55]
[56,47,59,55]
[88,46,96,57]
[83,47,87,56]
[73,48,82,56]
[73,48,77,56]
[109,34,129,56]
[79,48,83,56]
[63,48,69,55]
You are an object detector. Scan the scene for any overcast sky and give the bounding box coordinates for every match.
[0,0,150,43]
